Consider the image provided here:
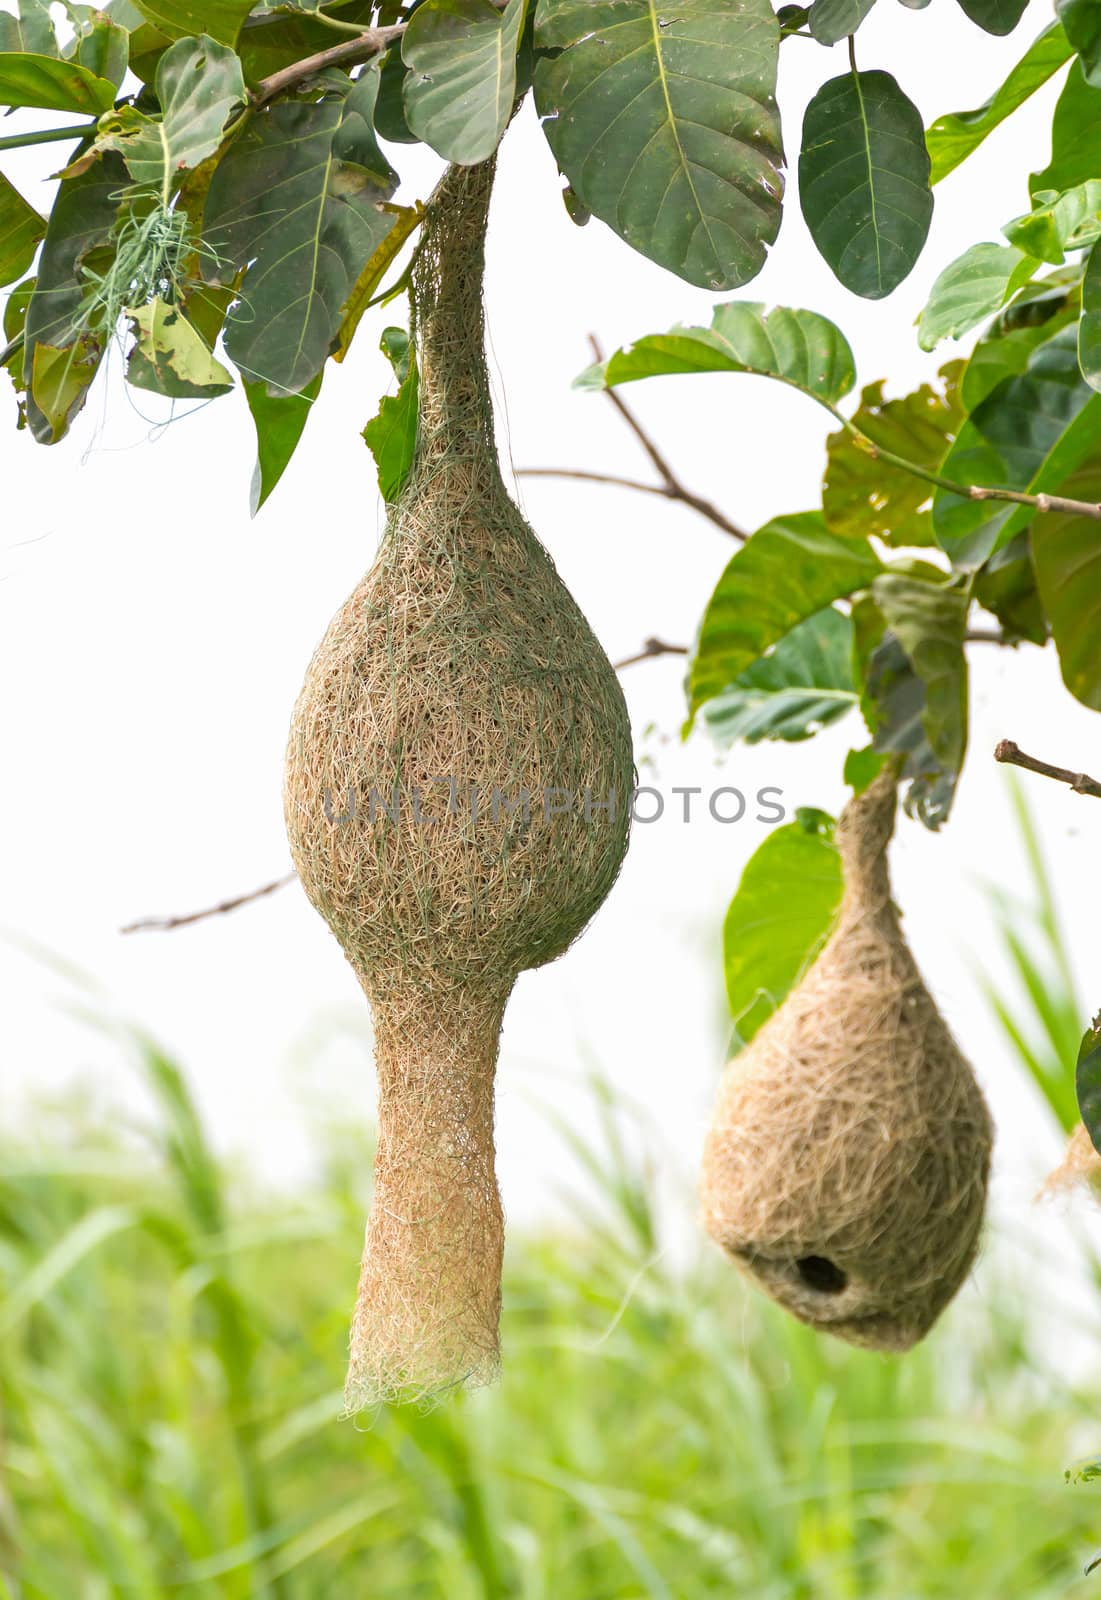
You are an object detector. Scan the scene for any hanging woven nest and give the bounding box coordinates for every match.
[284,156,633,1410]
[700,770,993,1350]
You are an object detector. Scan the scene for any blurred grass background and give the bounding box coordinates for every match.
[3,781,1101,1598]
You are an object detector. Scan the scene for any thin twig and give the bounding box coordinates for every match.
[612,637,689,670]
[119,640,686,933]
[120,872,297,933]
[517,468,683,500]
[993,740,1101,799]
[577,334,748,541]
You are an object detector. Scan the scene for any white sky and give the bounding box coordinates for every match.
[3,0,1101,1335]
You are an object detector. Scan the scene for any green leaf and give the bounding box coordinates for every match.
[702,607,858,748]
[1080,237,1101,390]
[1076,1015,1101,1154]
[1031,456,1101,710]
[954,0,1028,35]
[807,0,877,45]
[973,532,1047,644]
[722,811,842,1044]
[688,511,881,719]
[933,323,1101,565]
[82,35,245,203]
[0,0,57,53]
[243,369,322,514]
[129,0,256,47]
[402,0,527,164]
[21,155,123,442]
[960,281,1079,409]
[124,296,234,397]
[1003,180,1101,264]
[3,273,34,407]
[331,200,423,364]
[1057,0,1101,85]
[70,12,130,87]
[376,40,417,142]
[1031,60,1101,199]
[872,573,969,787]
[822,367,963,546]
[364,325,419,503]
[925,23,1071,185]
[203,89,401,395]
[799,69,932,300]
[917,242,1038,351]
[577,301,856,406]
[533,0,783,291]
[0,172,46,288]
[233,0,376,82]
[0,51,116,112]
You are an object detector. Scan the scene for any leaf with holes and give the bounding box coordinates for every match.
[577,302,856,406]
[823,368,963,546]
[723,810,842,1044]
[926,23,1071,184]
[955,0,1028,34]
[125,297,234,398]
[79,35,245,202]
[800,69,932,300]
[688,512,881,720]
[1031,455,1101,710]
[0,173,46,288]
[807,0,877,44]
[703,607,858,748]
[918,242,1039,351]
[934,323,1101,565]
[71,11,130,87]
[403,0,528,164]
[533,0,783,291]
[203,88,401,395]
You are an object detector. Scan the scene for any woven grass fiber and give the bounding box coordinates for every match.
[700,770,993,1350]
[284,155,633,1410]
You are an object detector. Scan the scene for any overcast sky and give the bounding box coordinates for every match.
[4,0,1101,1338]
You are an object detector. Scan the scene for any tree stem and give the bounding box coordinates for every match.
[0,121,94,153]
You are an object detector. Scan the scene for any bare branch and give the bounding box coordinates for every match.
[612,637,689,671]
[120,872,297,934]
[517,468,678,499]
[993,740,1101,799]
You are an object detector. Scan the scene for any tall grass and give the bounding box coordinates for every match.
[2,1018,1100,1597]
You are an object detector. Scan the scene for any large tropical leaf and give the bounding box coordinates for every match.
[203,80,401,394]
[1031,456,1101,711]
[402,0,527,163]
[926,24,1071,185]
[799,69,932,300]
[0,52,117,112]
[128,0,255,46]
[822,369,963,546]
[577,302,856,406]
[688,512,881,718]
[1032,61,1101,199]
[872,573,969,787]
[933,324,1101,565]
[702,607,858,748]
[917,242,1038,351]
[0,173,46,288]
[722,809,842,1044]
[76,35,245,202]
[955,0,1028,36]
[1080,238,1101,391]
[973,532,1047,644]
[533,0,783,290]
[21,155,124,442]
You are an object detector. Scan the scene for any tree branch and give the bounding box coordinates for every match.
[523,336,747,542]
[120,639,687,933]
[252,26,407,104]
[993,739,1101,799]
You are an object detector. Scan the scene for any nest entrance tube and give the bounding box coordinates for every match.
[284,154,633,1409]
[700,770,993,1350]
